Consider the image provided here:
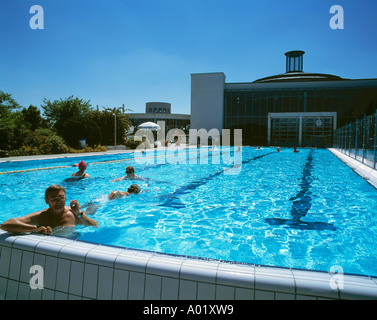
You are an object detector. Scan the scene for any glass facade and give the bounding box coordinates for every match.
[224,86,377,146]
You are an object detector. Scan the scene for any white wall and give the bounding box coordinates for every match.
[190,72,225,134]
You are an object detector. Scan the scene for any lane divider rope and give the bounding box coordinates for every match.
[0,149,218,175]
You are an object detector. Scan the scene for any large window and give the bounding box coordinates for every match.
[268,112,336,148]
[271,118,299,146]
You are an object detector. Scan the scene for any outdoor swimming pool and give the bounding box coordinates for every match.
[1,147,377,278]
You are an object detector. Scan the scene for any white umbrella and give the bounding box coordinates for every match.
[137,122,161,131]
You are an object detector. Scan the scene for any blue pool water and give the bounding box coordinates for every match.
[1,147,377,277]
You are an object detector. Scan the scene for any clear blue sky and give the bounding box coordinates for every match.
[1,0,377,115]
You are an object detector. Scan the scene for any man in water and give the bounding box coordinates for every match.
[0,185,98,234]
[111,166,147,181]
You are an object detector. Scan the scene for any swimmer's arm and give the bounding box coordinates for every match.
[76,212,98,227]
[80,203,90,209]
[110,176,125,182]
[0,211,43,233]
[70,200,98,227]
[135,175,148,181]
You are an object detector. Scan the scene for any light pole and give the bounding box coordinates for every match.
[113,113,117,148]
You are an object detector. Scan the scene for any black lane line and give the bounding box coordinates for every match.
[158,151,275,208]
[289,149,315,221]
[265,149,336,231]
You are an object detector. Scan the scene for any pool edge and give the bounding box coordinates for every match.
[328,148,377,189]
[1,230,376,300]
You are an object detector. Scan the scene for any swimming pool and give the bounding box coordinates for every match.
[1,147,377,278]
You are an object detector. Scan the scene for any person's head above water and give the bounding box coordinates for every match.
[126,166,135,175]
[78,160,87,171]
[127,184,141,194]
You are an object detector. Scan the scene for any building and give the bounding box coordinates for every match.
[128,102,190,133]
[191,51,377,147]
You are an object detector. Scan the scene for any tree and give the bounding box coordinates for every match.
[92,106,131,145]
[60,118,101,148]
[41,96,93,147]
[0,91,24,150]
[41,95,92,134]
[22,105,46,131]
[0,90,20,115]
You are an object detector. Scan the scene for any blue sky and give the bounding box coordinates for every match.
[1,0,377,115]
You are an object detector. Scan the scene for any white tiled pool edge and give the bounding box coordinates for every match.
[1,231,377,300]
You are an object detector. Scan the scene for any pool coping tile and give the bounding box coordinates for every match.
[85,249,118,268]
[58,245,91,262]
[114,251,153,273]
[339,274,377,300]
[179,259,219,283]
[255,266,295,294]
[216,262,255,289]
[146,255,185,278]
[291,269,339,299]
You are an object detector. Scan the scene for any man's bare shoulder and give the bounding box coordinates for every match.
[18,208,50,224]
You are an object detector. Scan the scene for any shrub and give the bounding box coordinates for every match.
[124,137,143,150]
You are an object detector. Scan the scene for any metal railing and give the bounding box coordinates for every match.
[333,111,377,170]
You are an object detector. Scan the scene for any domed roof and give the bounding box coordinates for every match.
[253,50,346,83]
[253,71,345,83]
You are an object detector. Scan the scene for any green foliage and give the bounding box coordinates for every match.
[0,90,22,150]
[124,137,143,149]
[9,128,69,156]
[88,107,131,146]
[1,91,133,156]
[60,118,102,148]
[0,90,20,115]
[41,95,92,136]
[22,105,47,131]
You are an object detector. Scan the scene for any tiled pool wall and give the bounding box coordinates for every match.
[1,231,377,300]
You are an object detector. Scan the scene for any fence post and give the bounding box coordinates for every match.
[373,110,377,169]
[362,116,366,163]
[342,126,345,153]
[349,123,352,157]
[355,119,359,159]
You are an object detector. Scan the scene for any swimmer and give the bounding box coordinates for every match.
[293,147,299,153]
[277,147,280,152]
[111,166,147,182]
[82,184,141,215]
[108,184,141,200]
[72,160,90,179]
[0,185,98,234]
